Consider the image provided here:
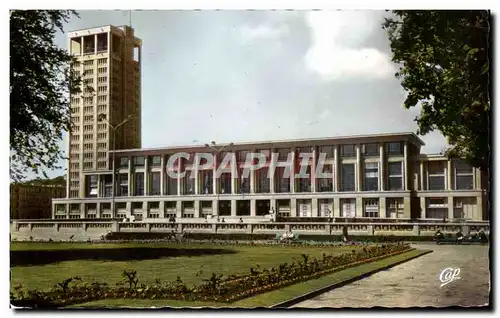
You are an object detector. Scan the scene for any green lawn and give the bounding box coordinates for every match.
[71,249,430,308]
[10,242,356,291]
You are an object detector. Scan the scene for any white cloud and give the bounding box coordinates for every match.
[304,10,395,81]
[239,24,289,44]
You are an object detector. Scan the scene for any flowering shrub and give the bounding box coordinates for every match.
[11,243,412,307]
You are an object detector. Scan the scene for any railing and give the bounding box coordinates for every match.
[11,219,490,237]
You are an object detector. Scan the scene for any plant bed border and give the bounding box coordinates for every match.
[271,249,433,308]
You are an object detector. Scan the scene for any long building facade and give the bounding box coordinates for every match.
[52,132,488,221]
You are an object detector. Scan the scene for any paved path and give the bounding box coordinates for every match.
[293,244,490,308]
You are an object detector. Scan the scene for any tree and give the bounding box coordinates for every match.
[10,10,80,181]
[383,11,490,172]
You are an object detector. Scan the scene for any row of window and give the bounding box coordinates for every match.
[116,143,404,169]
[83,159,474,199]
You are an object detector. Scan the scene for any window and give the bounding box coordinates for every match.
[318,145,334,158]
[133,156,145,167]
[340,198,356,217]
[256,168,270,193]
[238,151,250,163]
[296,165,311,192]
[201,171,213,194]
[364,162,379,191]
[166,173,178,195]
[317,164,333,192]
[426,198,448,219]
[386,142,403,155]
[455,161,473,190]
[183,170,195,195]
[86,175,98,197]
[120,157,129,168]
[150,172,161,195]
[388,162,403,190]
[363,143,379,156]
[103,175,112,197]
[428,161,445,190]
[219,173,231,194]
[387,198,405,219]
[340,163,355,192]
[150,156,161,167]
[134,172,144,196]
[363,198,379,218]
[118,174,128,196]
[239,167,250,193]
[277,148,291,161]
[275,167,290,193]
[340,144,356,158]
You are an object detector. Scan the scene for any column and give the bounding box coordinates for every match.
[379,197,386,218]
[231,153,237,194]
[96,202,101,219]
[473,167,477,190]
[250,169,256,194]
[403,197,411,219]
[311,147,317,192]
[194,200,200,218]
[290,198,297,217]
[420,161,425,191]
[477,194,483,221]
[144,158,149,196]
[250,199,256,217]
[128,156,132,196]
[213,154,217,195]
[379,144,385,191]
[312,198,318,217]
[194,169,199,195]
[51,202,56,219]
[160,155,165,196]
[231,199,237,217]
[80,203,85,219]
[355,197,363,217]
[107,31,111,54]
[212,199,219,216]
[94,34,98,54]
[96,175,101,198]
[270,149,275,194]
[447,160,453,190]
[403,141,409,190]
[420,197,426,219]
[356,145,362,192]
[177,160,182,196]
[448,197,454,219]
[270,198,277,212]
[159,201,165,218]
[143,202,148,218]
[333,197,340,217]
[176,201,182,218]
[290,149,296,193]
[126,201,132,218]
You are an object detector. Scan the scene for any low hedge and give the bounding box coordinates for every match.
[11,243,412,308]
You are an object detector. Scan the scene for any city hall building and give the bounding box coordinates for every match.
[54,25,487,222]
[52,132,487,221]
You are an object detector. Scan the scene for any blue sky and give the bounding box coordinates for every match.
[32,10,448,179]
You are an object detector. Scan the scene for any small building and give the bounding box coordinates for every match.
[11,179,66,220]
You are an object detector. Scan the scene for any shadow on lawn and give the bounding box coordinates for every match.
[11,247,238,267]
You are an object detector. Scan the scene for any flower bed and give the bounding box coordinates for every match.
[11,243,413,308]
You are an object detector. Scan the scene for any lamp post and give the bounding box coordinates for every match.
[98,114,134,218]
[204,141,234,219]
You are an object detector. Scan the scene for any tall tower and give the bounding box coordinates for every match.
[67,25,142,199]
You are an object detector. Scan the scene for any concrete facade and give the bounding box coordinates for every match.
[66,25,142,199]
[52,132,488,221]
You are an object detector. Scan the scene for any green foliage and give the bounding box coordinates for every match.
[121,270,138,290]
[10,10,80,181]
[383,10,490,171]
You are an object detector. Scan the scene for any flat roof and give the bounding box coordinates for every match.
[111,132,425,154]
